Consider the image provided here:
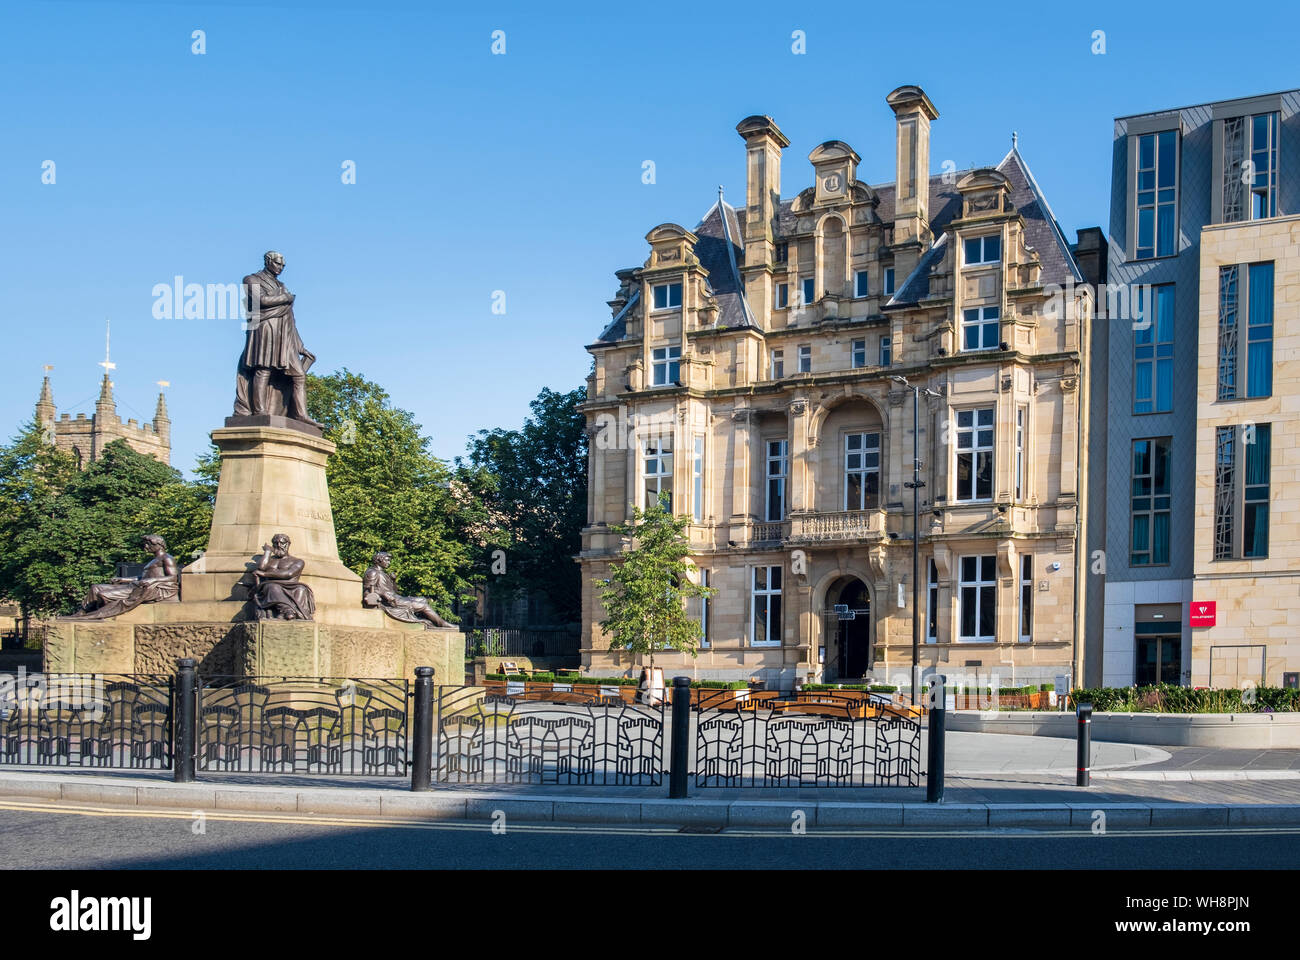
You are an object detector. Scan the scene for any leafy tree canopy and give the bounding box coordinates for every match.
[463,386,587,623]
[595,495,713,668]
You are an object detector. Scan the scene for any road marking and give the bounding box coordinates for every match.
[0,798,1297,840]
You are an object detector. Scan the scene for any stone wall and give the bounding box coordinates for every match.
[44,619,463,682]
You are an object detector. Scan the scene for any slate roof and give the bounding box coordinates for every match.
[594,147,1080,340]
[889,148,1083,305]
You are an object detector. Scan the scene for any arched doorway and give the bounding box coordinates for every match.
[823,577,872,680]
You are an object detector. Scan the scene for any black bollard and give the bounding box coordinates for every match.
[410,667,434,792]
[1076,701,1093,787]
[173,658,197,783]
[669,676,691,799]
[926,674,945,803]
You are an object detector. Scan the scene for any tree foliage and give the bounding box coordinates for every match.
[307,369,504,615]
[0,432,197,615]
[595,495,713,667]
[463,386,587,623]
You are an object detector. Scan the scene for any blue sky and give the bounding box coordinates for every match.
[3,0,1298,475]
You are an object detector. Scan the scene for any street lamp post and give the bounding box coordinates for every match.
[892,376,939,706]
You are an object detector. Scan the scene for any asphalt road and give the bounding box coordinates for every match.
[1,799,1297,869]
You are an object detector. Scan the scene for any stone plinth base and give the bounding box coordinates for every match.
[184,424,362,608]
[44,618,464,683]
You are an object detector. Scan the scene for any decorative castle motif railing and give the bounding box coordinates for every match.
[197,676,408,776]
[434,686,663,787]
[789,509,883,543]
[0,673,172,769]
[695,703,921,788]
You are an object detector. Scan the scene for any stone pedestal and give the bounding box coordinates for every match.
[183,424,362,609]
[44,421,466,683]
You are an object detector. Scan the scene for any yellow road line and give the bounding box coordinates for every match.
[0,798,1296,840]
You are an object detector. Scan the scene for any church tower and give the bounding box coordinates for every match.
[36,322,172,467]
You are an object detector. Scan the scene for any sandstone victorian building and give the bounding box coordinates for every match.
[580,86,1094,687]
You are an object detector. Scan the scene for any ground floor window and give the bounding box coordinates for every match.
[751,565,782,647]
[926,560,939,643]
[958,555,996,642]
[1135,628,1181,685]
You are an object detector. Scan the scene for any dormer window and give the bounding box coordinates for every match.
[652,283,683,310]
[963,235,1001,266]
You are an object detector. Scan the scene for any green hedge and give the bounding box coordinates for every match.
[1070,684,1300,714]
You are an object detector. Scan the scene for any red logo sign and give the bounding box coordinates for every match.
[1189,601,1217,627]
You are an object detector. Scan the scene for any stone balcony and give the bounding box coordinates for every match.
[788,509,886,544]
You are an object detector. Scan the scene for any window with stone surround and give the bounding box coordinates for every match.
[698,568,711,648]
[643,438,672,511]
[1019,554,1033,643]
[851,339,867,369]
[766,439,788,522]
[652,282,682,310]
[692,435,705,524]
[879,335,891,367]
[961,306,1000,352]
[751,565,782,647]
[855,270,869,298]
[963,234,1001,266]
[954,408,994,502]
[651,345,680,386]
[844,432,880,511]
[926,559,939,644]
[798,344,811,373]
[775,283,789,309]
[958,555,996,643]
[801,277,815,306]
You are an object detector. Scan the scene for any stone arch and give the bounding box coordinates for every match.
[807,390,889,446]
[811,566,877,679]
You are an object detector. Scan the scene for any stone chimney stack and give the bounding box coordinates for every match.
[886,85,939,278]
[736,115,790,325]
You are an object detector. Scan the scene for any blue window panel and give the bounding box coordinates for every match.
[1247,263,1274,398]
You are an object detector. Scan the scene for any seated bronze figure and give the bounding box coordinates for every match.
[362,552,451,629]
[69,535,179,620]
[250,534,315,621]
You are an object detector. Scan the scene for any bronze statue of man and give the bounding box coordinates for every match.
[234,251,323,428]
[250,534,315,621]
[362,552,451,629]
[69,535,180,620]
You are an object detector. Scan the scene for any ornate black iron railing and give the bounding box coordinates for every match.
[0,673,172,769]
[695,705,922,788]
[434,686,663,786]
[197,676,409,776]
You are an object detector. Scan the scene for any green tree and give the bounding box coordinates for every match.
[595,495,714,669]
[463,386,588,623]
[137,445,220,564]
[0,418,79,618]
[3,439,183,615]
[307,369,502,615]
